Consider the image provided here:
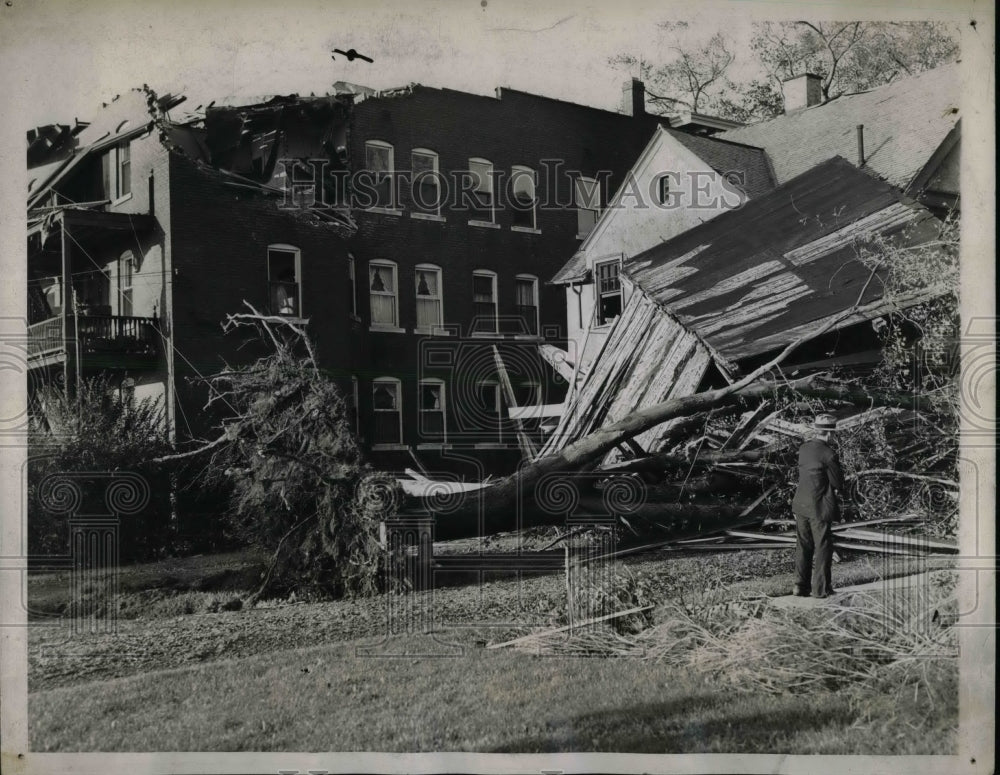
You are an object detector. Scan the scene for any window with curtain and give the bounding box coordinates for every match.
[468,158,494,222]
[267,246,300,316]
[419,379,446,439]
[373,379,401,444]
[511,166,536,229]
[514,275,538,335]
[472,271,497,333]
[369,261,398,326]
[415,264,443,329]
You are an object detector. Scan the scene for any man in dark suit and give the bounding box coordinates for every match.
[792,413,845,598]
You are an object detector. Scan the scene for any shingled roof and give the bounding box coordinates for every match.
[625,156,947,364]
[721,64,960,189]
[666,130,775,199]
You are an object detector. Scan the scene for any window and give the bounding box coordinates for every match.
[117,252,135,317]
[349,376,360,435]
[575,176,600,237]
[514,275,539,335]
[372,378,402,445]
[414,264,443,330]
[102,141,132,201]
[515,380,542,435]
[511,165,536,229]
[472,270,498,333]
[656,174,671,206]
[411,149,440,216]
[365,141,395,209]
[369,260,398,327]
[476,380,503,442]
[267,245,301,317]
[467,158,494,223]
[418,379,446,440]
[596,258,622,325]
[347,254,358,317]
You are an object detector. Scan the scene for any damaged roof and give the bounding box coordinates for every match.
[625,156,947,363]
[721,64,960,189]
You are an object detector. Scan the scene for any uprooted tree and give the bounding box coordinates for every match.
[158,306,402,601]
[438,213,961,538]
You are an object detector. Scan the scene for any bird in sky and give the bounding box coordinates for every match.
[331,48,374,63]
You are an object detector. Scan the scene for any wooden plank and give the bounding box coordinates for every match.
[537,344,576,383]
[724,529,795,543]
[486,604,655,649]
[721,400,773,451]
[835,528,957,552]
[492,345,537,459]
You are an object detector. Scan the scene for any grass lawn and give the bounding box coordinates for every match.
[28,634,955,753]
[26,546,957,753]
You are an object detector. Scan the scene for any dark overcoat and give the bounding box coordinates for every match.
[791,439,845,522]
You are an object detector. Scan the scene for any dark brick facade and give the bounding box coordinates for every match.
[345,85,669,473]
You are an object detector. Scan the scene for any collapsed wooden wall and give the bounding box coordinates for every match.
[539,289,711,461]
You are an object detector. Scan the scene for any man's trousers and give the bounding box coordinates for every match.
[794,512,834,597]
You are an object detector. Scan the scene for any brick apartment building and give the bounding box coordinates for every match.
[26,79,750,479]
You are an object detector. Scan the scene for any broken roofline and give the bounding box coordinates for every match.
[279,159,751,213]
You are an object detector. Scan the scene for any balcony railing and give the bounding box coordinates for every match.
[27,314,159,363]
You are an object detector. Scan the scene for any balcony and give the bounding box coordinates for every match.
[27,314,159,368]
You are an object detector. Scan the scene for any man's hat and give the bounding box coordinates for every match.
[814,413,838,430]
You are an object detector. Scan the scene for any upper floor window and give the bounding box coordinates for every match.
[415,264,443,330]
[365,140,395,209]
[369,260,399,327]
[514,275,539,335]
[511,166,537,230]
[656,174,671,206]
[411,149,440,216]
[102,141,131,201]
[472,270,498,334]
[467,158,494,223]
[268,245,301,317]
[347,254,358,317]
[575,176,600,237]
[595,258,622,326]
[117,251,136,317]
[372,378,402,445]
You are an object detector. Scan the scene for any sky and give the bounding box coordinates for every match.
[0,0,966,131]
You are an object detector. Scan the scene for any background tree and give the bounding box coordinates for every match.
[612,20,959,122]
[29,374,175,561]
[611,23,736,114]
[752,21,961,104]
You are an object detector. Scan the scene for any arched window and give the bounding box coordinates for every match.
[414,263,443,330]
[418,378,446,441]
[267,244,301,317]
[514,274,539,335]
[472,269,498,334]
[411,148,440,216]
[369,259,399,327]
[365,140,395,209]
[511,165,537,230]
[467,157,494,224]
[372,377,402,445]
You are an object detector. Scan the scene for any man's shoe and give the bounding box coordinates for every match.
[793,586,811,597]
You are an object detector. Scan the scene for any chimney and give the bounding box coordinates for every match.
[781,73,823,112]
[620,78,645,117]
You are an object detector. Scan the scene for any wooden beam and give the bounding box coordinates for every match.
[492,345,537,459]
